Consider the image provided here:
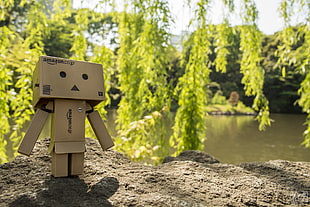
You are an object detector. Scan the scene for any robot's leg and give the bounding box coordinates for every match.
[51,151,68,177]
[69,153,84,176]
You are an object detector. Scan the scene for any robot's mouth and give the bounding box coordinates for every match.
[71,85,80,91]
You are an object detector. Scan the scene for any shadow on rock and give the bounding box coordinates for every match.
[9,176,119,207]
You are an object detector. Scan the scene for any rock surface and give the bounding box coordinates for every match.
[162,150,220,164]
[0,138,309,206]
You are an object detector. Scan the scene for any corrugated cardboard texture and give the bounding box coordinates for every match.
[18,109,49,156]
[33,56,104,108]
[87,110,114,151]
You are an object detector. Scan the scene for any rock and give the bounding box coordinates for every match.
[162,150,220,164]
[0,138,309,207]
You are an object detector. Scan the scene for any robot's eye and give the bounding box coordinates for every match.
[60,71,66,78]
[82,74,88,80]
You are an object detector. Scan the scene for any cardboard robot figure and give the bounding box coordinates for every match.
[18,56,114,177]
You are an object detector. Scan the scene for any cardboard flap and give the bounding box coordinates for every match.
[87,111,114,151]
[18,109,49,156]
[54,142,85,154]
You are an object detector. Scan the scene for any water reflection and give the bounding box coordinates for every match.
[204,114,310,163]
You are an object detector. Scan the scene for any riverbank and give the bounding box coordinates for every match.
[206,103,256,116]
[1,138,309,206]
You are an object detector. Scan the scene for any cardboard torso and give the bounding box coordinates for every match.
[49,99,86,154]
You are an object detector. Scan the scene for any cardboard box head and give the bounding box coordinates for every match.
[33,56,105,108]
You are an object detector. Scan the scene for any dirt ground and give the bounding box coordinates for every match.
[0,138,309,207]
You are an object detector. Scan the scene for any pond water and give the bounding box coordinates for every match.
[106,111,309,164]
[203,114,310,163]
[1,112,309,164]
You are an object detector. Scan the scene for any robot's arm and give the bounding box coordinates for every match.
[18,102,53,156]
[87,107,114,151]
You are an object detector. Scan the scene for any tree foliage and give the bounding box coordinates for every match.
[115,0,173,162]
[170,0,211,153]
[239,0,270,131]
[274,0,310,147]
